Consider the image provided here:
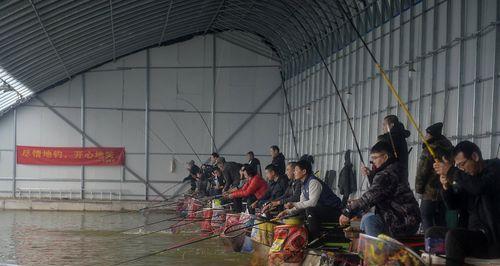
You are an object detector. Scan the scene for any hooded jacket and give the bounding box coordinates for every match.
[415,135,454,200]
[377,122,411,179]
[346,159,421,237]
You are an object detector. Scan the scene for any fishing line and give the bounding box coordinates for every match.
[334,0,438,159]
[280,0,365,166]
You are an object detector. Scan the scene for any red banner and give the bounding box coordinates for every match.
[16,146,125,166]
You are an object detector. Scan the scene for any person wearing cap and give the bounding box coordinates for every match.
[339,141,421,237]
[415,122,454,231]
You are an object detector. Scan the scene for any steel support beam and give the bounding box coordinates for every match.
[12,109,17,198]
[81,74,86,199]
[145,49,151,200]
[217,84,282,152]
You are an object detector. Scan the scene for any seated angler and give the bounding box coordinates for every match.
[264,162,301,212]
[431,141,500,266]
[277,159,342,244]
[339,141,421,238]
[251,164,289,214]
[208,167,225,197]
[223,164,268,214]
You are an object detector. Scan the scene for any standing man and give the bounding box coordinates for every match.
[432,141,500,265]
[183,160,200,193]
[378,115,411,179]
[270,145,286,176]
[415,122,454,231]
[247,151,262,176]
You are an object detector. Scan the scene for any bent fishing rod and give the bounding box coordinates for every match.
[334,0,438,160]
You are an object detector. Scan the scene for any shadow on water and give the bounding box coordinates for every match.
[0,210,254,266]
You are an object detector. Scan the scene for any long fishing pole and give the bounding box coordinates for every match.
[118,201,230,234]
[280,0,365,166]
[279,70,299,159]
[167,113,203,164]
[177,97,218,153]
[114,218,283,265]
[334,0,438,160]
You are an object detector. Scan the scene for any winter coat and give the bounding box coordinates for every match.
[272,153,286,176]
[377,122,411,179]
[231,175,269,200]
[279,179,302,205]
[415,135,454,200]
[248,158,262,176]
[348,159,421,237]
[338,150,357,196]
[260,175,289,204]
[222,162,242,191]
[441,159,500,256]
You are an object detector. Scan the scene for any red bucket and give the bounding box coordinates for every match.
[201,208,213,232]
[187,198,203,221]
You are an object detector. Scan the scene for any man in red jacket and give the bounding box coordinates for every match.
[224,164,268,214]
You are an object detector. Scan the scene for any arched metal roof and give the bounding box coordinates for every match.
[0,0,417,115]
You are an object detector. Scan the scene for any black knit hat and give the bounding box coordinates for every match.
[426,122,443,137]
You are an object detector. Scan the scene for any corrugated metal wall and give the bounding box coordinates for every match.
[0,34,282,200]
[279,0,500,195]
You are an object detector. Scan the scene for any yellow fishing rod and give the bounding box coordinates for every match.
[335,0,438,160]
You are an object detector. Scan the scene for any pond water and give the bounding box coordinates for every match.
[0,210,255,266]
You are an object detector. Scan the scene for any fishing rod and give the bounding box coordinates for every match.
[148,180,185,202]
[334,0,438,160]
[279,70,299,159]
[280,0,365,166]
[118,201,231,234]
[167,112,203,164]
[114,218,284,265]
[177,97,218,153]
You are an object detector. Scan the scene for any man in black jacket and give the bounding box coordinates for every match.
[264,162,301,213]
[183,160,200,193]
[252,164,288,212]
[433,141,500,265]
[339,141,421,237]
[270,145,286,176]
[247,151,262,176]
[217,157,242,192]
